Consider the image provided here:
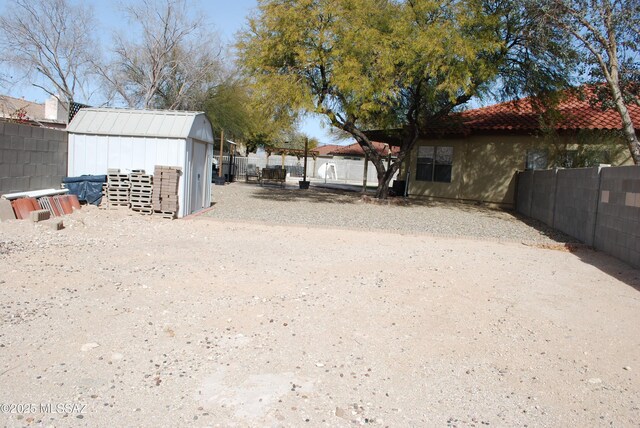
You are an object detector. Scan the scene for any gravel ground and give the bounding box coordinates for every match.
[206,182,574,245]
[0,191,638,427]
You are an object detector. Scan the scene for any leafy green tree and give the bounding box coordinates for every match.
[238,0,514,198]
[243,129,318,155]
[487,0,578,101]
[202,79,255,141]
[197,76,298,155]
[279,130,319,151]
[538,127,629,168]
[244,132,276,156]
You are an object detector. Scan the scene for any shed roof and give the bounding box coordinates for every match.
[67,108,214,142]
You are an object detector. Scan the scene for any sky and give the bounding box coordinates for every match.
[0,0,338,145]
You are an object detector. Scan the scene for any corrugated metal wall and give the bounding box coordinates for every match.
[68,134,186,176]
[68,133,191,216]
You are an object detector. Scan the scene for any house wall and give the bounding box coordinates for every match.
[0,121,67,195]
[408,135,535,207]
[406,133,633,208]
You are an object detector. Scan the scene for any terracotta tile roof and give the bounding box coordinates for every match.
[427,87,640,136]
[315,144,343,156]
[317,141,399,157]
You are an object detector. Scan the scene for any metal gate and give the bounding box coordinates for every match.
[213,156,249,180]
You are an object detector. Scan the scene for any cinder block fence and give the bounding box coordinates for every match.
[0,121,67,194]
[517,166,640,268]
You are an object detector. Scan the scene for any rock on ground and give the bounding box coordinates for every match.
[0,185,638,427]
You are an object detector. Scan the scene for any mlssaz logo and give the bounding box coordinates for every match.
[42,403,87,414]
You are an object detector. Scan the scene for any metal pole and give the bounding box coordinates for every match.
[303,138,308,181]
[218,129,224,178]
[229,143,235,182]
[404,168,410,197]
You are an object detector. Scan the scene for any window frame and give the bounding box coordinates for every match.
[525,149,548,170]
[416,145,453,183]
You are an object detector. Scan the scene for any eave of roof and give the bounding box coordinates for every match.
[318,141,398,156]
[365,86,640,143]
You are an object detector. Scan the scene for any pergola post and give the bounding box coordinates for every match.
[303,138,308,181]
[218,129,224,178]
[362,153,369,192]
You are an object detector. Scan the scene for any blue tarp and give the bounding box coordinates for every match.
[63,175,106,206]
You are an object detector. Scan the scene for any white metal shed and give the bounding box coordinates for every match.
[67,108,214,218]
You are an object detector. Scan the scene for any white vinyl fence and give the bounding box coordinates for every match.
[214,154,397,185]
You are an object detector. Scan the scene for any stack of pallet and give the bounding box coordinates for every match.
[100,183,107,208]
[129,170,154,215]
[106,169,130,207]
[153,165,181,219]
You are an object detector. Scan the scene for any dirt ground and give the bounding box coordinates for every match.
[0,190,639,427]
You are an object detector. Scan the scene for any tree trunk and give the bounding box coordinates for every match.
[610,86,640,165]
[599,13,640,165]
[376,156,404,199]
[375,176,391,198]
[368,154,392,198]
[337,120,418,199]
[374,160,401,199]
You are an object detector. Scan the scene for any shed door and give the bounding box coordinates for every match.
[191,141,207,213]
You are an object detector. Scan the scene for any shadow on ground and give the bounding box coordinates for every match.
[505,211,640,290]
[249,183,484,209]
[571,247,640,291]
[248,184,363,204]
[505,211,579,244]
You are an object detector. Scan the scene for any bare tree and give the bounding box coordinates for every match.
[533,0,640,164]
[99,0,223,110]
[0,0,97,112]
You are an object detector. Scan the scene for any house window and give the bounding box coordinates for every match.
[526,150,548,170]
[416,146,453,183]
[558,150,578,168]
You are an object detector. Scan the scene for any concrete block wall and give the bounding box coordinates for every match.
[516,169,533,217]
[554,167,600,246]
[0,121,67,195]
[517,166,640,269]
[530,169,557,227]
[594,166,640,268]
